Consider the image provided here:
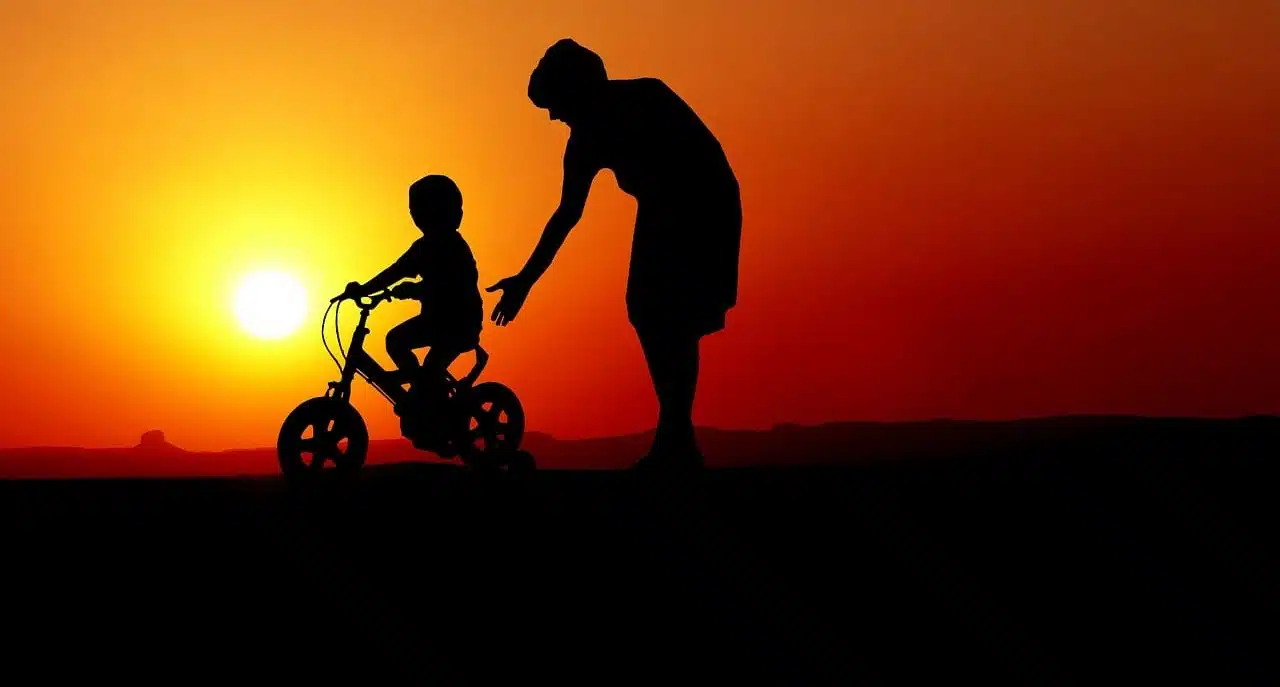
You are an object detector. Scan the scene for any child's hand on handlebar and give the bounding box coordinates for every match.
[331,281,364,303]
[389,282,421,300]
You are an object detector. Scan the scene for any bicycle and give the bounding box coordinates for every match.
[276,288,534,481]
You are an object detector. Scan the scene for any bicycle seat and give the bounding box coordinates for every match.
[457,345,489,387]
[404,345,488,389]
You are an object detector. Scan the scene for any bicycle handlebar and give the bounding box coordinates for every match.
[329,290,395,308]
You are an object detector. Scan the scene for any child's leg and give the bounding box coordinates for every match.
[420,344,463,390]
[385,315,434,380]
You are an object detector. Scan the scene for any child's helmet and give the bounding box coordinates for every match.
[410,174,463,210]
[409,174,464,230]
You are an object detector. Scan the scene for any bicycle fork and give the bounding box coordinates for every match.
[329,306,376,402]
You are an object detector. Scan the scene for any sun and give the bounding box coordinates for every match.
[233,270,308,340]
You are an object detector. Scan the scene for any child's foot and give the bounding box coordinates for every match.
[394,392,423,419]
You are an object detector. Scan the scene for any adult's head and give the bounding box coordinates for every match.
[528,38,608,126]
[409,174,464,234]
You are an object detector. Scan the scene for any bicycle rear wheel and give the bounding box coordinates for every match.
[458,382,529,474]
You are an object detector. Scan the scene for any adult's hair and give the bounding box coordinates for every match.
[528,38,608,109]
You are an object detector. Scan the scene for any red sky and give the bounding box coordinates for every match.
[0,1,1276,450]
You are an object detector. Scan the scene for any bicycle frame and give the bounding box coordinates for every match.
[327,299,407,404]
[325,293,490,406]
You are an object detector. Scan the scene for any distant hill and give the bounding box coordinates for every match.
[1,416,1276,479]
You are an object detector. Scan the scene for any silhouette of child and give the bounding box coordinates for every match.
[338,174,484,407]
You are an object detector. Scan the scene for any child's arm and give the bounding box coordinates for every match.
[351,247,416,297]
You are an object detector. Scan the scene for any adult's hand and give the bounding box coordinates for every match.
[486,274,534,326]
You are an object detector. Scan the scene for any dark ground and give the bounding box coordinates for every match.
[2,425,1276,683]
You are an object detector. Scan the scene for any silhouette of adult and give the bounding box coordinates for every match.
[488,38,742,470]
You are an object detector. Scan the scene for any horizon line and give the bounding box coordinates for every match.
[2,413,1277,454]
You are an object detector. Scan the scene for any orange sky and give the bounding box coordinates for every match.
[0,1,1277,450]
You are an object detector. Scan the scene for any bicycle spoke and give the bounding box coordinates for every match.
[311,421,331,443]
[331,433,350,459]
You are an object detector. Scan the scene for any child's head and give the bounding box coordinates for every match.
[409,174,463,234]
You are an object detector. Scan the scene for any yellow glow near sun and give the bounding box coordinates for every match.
[233,270,308,340]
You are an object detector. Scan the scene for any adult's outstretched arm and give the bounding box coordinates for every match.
[488,136,600,325]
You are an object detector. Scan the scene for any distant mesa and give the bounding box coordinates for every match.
[135,430,187,456]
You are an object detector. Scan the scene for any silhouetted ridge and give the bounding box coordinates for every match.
[1,415,1276,478]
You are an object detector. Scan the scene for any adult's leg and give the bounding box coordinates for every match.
[636,325,702,464]
[627,202,733,468]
